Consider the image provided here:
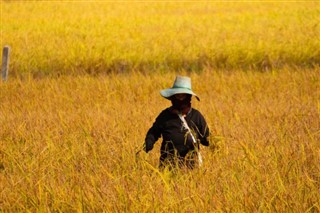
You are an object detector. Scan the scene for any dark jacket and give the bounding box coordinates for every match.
[145,107,209,167]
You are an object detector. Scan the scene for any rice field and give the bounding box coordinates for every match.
[1,1,320,212]
[1,1,320,77]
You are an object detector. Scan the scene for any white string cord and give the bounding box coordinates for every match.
[178,113,203,166]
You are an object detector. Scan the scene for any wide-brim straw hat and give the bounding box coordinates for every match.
[160,75,200,101]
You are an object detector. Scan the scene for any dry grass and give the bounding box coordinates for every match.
[1,69,319,212]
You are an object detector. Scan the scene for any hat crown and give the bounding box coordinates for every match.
[160,75,200,101]
[172,76,192,90]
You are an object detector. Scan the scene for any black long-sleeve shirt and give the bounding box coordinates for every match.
[145,107,209,161]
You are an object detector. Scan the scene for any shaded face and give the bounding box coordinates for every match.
[170,93,192,111]
[174,93,188,101]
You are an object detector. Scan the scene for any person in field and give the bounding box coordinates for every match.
[144,75,210,169]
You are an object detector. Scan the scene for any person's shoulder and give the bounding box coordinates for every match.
[160,107,171,114]
[157,107,172,118]
[190,108,206,119]
[191,108,202,115]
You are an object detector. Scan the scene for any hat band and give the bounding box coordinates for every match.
[172,86,192,90]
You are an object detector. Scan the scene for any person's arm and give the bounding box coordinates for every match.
[198,113,210,146]
[191,110,210,146]
[144,114,163,153]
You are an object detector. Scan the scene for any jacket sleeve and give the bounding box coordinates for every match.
[144,114,163,153]
[194,111,210,146]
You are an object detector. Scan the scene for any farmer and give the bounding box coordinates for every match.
[144,75,210,169]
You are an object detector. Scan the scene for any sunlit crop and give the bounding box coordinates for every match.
[0,1,320,212]
[1,1,320,77]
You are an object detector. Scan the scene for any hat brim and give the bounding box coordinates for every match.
[160,88,200,101]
